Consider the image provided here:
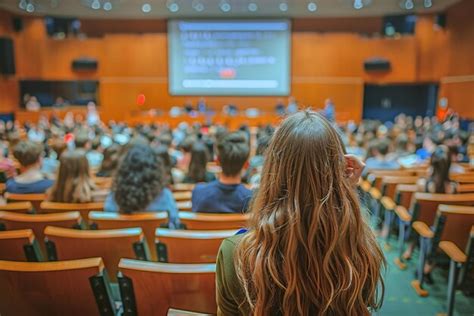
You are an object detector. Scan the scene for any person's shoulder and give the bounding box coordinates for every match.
[194,181,216,192]
[220,234,245,255]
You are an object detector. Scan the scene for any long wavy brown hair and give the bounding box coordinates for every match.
[235,110,385,316]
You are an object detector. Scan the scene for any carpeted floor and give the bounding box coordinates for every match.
[377,238,474,316]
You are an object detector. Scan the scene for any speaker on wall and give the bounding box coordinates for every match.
[364,58,391,72]
[12,17,23,32]
[0,37,16,75]
[72,58,98,71]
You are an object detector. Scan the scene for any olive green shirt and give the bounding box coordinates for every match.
[216,234,249,316]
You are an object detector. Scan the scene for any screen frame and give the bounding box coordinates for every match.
[167,18,292,97]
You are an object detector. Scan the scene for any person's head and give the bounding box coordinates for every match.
[90,137,101,151]
[48,150,93,203]
[375,139,390,157]
[255,134,271,156]
[74,132,90,150]
[113,144,165,213]
[49,139,67,159]
[98,144,120,176]
[216,132,249,177]
[235,111,384,315]
[187,142,210,183]
[13,141,43,169]
[395,133,409,152]
[430,145,451,193]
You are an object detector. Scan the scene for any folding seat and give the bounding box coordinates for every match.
[179,211,249,230]
[155,228,237,263]
[44,226,149,281]
[0,257,117,315]
[119,258,216,315]
[0,229,43,261]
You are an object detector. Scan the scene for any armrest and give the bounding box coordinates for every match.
[381,196,396,211]
[412,221,434,238]
[394,205,412,222]
[439,241,467,263]
[360,181,371,192]
[369,188,382,200]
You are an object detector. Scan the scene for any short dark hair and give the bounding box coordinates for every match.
[13,141,43,167]
[75,132,89,149]
[217,132,249,176]
[376,140,390,156]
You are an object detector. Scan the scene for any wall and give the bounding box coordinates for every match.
[1,1,473,121]
[438,0,474,119]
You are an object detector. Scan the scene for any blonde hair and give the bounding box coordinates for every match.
[235,111,385,316]
[48,150,95,203]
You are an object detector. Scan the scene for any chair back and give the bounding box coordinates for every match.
[0,211,82,253]
[173,191,192,202]
[177,201,192,211]
[433,205,474,252]
[456,183,474,193]
[89,211,167,261]
[171,183,195,192]
[0,229,42,261]
[412,193,474,227]
[119,259,216,315]
[367,170,414,188]
[44,226,148,281]
[155,228,237,263]
[0,257,115,316]
[5,192,47,212]
[451,173,474,184]
[381,176,419,199]
[179,211,249,230]
[40,201,104,222]
[394,184,419,210]
[0,202,33,213]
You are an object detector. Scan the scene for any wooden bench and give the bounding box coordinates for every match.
[119,258,216,315]
[0,257,116,315]
[171,183,195,192]
[173,191,192,202]
[40,201,104,223]
[155,228,237,263]
[4,192,47,213]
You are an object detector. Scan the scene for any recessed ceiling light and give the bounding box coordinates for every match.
[26,3,35,12]
[103,1,112,11]
[307,2,317,12]
[220,2,231,12]
[168,2,179,12]
[404,0,414,10]
[18,0,27,10]
[354,0,363,10]
[248,2,258,12]
[91,0,100,10]
[279,2,288,12]
[193,2,204,11]
[424,0,432,8]
[142,3,151,13]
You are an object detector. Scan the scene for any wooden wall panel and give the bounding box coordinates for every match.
[439,80,474,119]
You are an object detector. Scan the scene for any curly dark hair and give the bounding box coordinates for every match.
[113,144,165,213]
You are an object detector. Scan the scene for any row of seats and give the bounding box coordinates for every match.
[359,168,474,316]
[0,256,216,315]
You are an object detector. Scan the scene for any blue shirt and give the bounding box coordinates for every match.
[6,178,54,194]
[191,181,252,214]
[104,188,180,228]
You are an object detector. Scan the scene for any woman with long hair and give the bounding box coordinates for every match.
[48,150,97,203]
[418,145,456,194]
[217,111,385,316]
[184,142,215,183]
[104,144,180,228]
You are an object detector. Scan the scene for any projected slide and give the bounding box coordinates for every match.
[168,20,291,96]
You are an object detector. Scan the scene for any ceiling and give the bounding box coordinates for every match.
[0,0,463,19]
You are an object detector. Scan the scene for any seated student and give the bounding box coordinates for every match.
[41,138,67,176]
[183,142,216,184]
[246,134,271,188]
[86,137,104,169]
[364,139,400,174]
[216,111,384,315]
[48,150,104,203]
[6,141,53,194]
[96,144,120,177]
[104,144,180,228]
[417,145,457,194]
[192,132,252,214]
